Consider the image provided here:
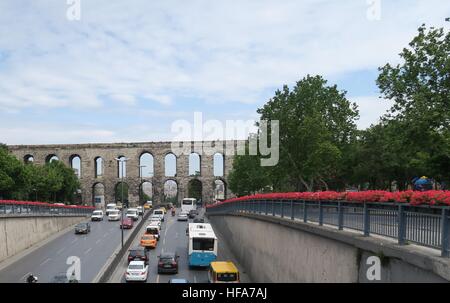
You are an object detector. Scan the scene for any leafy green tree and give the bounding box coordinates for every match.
[377,24,450,185]
[256,75,359,191]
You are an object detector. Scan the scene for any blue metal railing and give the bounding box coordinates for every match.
[0,202,93,217]
[207,199,450,258]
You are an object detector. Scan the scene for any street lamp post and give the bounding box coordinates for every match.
[139,165,146,207]
[115,157,129,248]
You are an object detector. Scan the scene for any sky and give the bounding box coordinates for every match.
[0,0,449,145]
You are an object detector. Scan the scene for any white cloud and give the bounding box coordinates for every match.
[352,96,394,130]
[0,0,449,143]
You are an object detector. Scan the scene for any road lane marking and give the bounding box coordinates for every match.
[103,233,109,238]
[156,275,160,284]
[39,258,51,266]
[194,275,197,283]
[84,247,92,255]
[71,238,78,244]
[95,239,102,245]
[56,247,65,255]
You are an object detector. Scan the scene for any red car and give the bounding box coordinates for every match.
[120,218,134,229]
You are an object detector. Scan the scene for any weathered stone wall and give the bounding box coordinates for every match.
[8,141,243,207]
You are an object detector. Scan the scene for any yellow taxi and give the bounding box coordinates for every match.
[159,207,167,214]
[140,234,157,249]
[144,203,152,210]
[208,261,240,283]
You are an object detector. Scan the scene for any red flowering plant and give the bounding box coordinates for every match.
[208,190,450,208]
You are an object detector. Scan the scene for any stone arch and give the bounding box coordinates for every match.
[164,153,177,177]
[117,155,127,178]
[139,152,154,177]
[24,154,34,164]
[187,178,202,201]
[140,181,153,205]
[92,182,105,207]
[115,181,129,207]
[94,156,103,178]
[163,179,178,204]
[213,178,226,201]
[213,153,224,176]
[189,153,201,176]
[70,154,81,178]
[46,154,59,163]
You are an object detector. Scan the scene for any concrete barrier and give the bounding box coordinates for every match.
[0,216,87,263]
[207,212,450,283]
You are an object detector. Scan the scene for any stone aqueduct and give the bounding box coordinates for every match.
[7,141,242,207]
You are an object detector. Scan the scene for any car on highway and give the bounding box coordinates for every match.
[157,252,179,274]
[177,212,188,221]
[136,206,144,216]
[126,208,139,221]
[193,217,205,223]
[140,234,157,249]
[125,260,148,282]
[120,217,134,229]
[128,247,149,265]
[91,210,104,221]
[152,209,165,222]
[144,201,153,209]
[208,261,240,283]
[74,222,90,234]
[159,206,167,214]
[188,209,198,219]
[168,278,190,283]
[145,224,160,241]
[108,209,121,221]
[105,203,117,216]
[149,216,162,228]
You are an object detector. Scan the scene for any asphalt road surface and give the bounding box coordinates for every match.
[0,215,137,283]
[110,208,251,283]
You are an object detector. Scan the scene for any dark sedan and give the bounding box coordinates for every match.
[128,247,149,265]
[188,210,198,219]
[74,223,90,234]
[157,252,179,274]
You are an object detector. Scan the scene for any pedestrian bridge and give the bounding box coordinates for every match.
[206,198,450,283]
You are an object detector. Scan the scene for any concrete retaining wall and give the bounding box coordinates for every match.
[208,213,450,283]
[0,216,86,263]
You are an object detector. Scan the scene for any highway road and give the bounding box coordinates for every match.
[110,208,251,283]
[0,216,136,283]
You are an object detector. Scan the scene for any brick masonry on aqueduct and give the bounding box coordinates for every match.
[7,140,243,207]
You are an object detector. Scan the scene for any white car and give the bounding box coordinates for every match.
[105,203,117,216]
[126,208,139,221]
[125,260,148,282]
[152,209,165,222]
[149,216,162,228]
[145,224,161,240]
[177,212,188,221]
[91,210,104,221]
[108,209,121,221]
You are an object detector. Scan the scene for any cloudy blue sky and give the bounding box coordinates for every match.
[0,0,449,145]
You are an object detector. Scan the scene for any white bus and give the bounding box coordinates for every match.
[181,198,196,213]
[187,223,217,267]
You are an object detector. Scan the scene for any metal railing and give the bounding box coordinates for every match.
[0,200,94,217]
[207,199,450,258]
